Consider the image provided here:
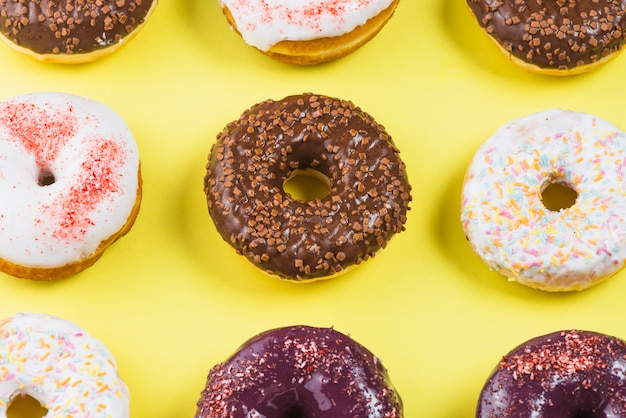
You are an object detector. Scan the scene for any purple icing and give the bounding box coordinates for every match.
[477,330,626,417]
[195,325,403,417]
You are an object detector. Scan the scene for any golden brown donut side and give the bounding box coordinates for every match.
[0,167,142,281]
[221,0,399,65]
[0,0,157,63]
[466,0,626,75]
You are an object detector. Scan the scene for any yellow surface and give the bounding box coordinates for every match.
[2,0,626,417]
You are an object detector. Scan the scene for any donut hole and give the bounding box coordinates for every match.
[572,410,601,418]
[37,169,55,187]
[283,168,331,201]
[7,394,48,418]
[278,405,307,418]
[541,181,578,211]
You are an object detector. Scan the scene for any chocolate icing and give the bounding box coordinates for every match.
[204,93,411,281]
[477,330,626,417]
[0,0,155,56]
[466,0,626,71]
[195,325,403,418]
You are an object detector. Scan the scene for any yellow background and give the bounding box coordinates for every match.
[2,0,626,416]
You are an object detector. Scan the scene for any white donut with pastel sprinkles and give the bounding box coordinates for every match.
[461,109,626,292]
[0,312,129,417]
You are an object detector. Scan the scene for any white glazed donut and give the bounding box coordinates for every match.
[218,0,399,64]
[0,312,129,417]
[0,92,142,281]
[461,109,626,292]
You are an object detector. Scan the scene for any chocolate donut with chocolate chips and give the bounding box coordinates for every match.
[477,330,626,417]
[0,0,157,63]
[466,0,626,75]
[194,325,403,418]
[204,93,411,282]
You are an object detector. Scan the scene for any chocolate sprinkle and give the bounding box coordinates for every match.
[477,330,626,417]
[0,0,155,56]
[466,0,626,71]
[204,93,412,282]
[194,325,403,417]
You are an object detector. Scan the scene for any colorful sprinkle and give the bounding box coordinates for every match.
[461,109,626,291]
[0,313,129,417]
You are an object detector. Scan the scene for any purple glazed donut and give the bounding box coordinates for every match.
[477,330,626,417]
[194,325,403,417]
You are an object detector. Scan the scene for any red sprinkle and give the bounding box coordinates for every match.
[0,102,77,167]
[48,138,125,240]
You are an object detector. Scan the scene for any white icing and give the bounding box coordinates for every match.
[0,92,140,269]
[218,0,394,50]
[461,109,626,291]
[0,312,129,417]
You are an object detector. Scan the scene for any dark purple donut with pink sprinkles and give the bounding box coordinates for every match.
[477,329,626,417]
[194,325,403,417]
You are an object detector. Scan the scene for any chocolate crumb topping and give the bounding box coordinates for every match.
[467,0,626,70]
[477,330,626,417]
[195,325,403,417]
[0,0,154,56]
[204,93,412,282]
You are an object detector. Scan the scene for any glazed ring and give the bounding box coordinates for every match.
[477,329,626,416]
[195,325,403,417]
[461,109,626,291]
[218,0,399,64]
[0,92,142,281]
[466,0,626,75]
[0,312,129,417]
[0,0,157,63]
[204,93,412,282]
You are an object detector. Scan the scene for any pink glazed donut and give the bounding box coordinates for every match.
[0,312,129,417]
[0,92,142,280]
[461,109,626,291]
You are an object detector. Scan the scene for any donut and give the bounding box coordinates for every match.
[466,0,626,75]
[204,93,411,282]
[194,325,403,417]
[0,312,129,417]
[477,329,626,417]
[0,92,142,281]
[460,109,626,292]
[217,0,399,65]
[0,0,157,63]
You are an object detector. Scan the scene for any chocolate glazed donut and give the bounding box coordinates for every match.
[477,330,626,417]
[466,0,626,74]
[204,93,411,282]
[0,0,156,62]
[194,325,403,417]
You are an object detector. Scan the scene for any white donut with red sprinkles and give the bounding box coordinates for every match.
[217,0,400,64]
[0,92,142,280]
[221,0,394,51]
